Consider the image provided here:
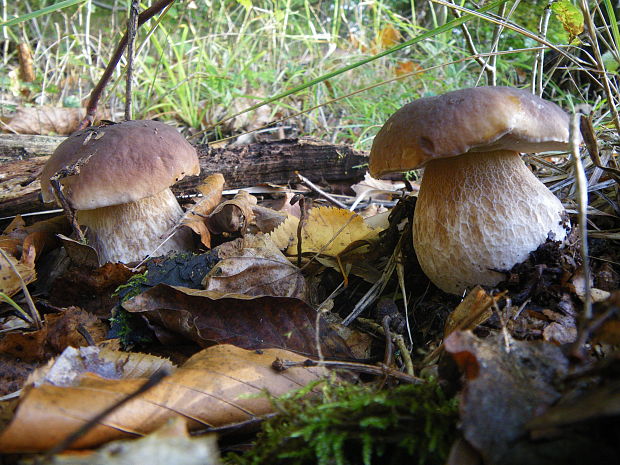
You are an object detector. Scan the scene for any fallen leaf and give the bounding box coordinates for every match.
[269,206,380,258]
[57,234,100,268]
[0,106,88,135]
[250,205,289,234]
[0,216,70,298]
[377,24,401,48]
[0,344,324,452]
[50,262,135,316]
[48,418,220,465]
[122,284,355,359]
[203,234,306,299]
[394,60,423,77]
[172,173,225,248]
[0,307,107,362]
[0,245,36,298]
[207,190,256,235]
[445,331,568,465]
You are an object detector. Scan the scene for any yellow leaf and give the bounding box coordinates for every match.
[378,25,401,49]
[269,206,380,258]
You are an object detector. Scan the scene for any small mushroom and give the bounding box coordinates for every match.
[369,86,575,295]
[40,120,200,264]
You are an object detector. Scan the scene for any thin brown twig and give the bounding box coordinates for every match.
[79,0,177,129]
[272,358,424,385]
[124,0,140,121]
[381,315,393,367]
[357,317,415,376]
[296,172,348,209]
[50,178,84,243]
[448,1,495,82]
[295,195,305,268]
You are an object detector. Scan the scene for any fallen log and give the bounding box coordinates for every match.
[0,136,368,218]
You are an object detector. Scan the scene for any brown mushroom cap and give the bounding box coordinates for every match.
[40,120,199,210]
[369,86,571,177]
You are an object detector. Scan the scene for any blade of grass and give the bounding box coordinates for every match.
[603,0,620,54]
[198,0,507,138]
[0,0,85,28]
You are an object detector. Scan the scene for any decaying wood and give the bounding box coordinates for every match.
[0,137,367,218]
[0,134,65,162]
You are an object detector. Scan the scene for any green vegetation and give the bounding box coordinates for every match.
[225,379,458,465]
[3,1,613,149]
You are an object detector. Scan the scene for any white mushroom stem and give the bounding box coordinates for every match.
[77,188,193,264]
[413,150,568,295]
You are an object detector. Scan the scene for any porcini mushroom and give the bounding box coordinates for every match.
[369,86,574,295]
[40,120,200,264]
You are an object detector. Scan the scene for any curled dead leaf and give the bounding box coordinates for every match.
[203,234,306,299]
[207,190,256,235]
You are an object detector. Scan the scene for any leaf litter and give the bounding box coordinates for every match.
[1,150,620,464]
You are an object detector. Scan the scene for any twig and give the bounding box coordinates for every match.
[49,178,84,243]
[0,248,41,330]
[534,1,553,96]
[486,1,510,87]
[79,0,177,129]
[395,249,413,346]
[357,317,415,376]
[381,315,393,367]
[570,110,593,359]
[342,233,404,326]
[124,0,140,121]
[571,111,591,319]
[293,195,306,268]
[448,1,495,82]
[272,358,424,385]
[40,368,169,462]
[296,172,348,209]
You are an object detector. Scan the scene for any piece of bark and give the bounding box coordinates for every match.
[0,137,367,218]
[0,134,66,162]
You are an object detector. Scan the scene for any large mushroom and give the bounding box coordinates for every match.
[40,120,200,264]
[369,86,574,295]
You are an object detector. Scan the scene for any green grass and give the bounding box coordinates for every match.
[0,1,617,151]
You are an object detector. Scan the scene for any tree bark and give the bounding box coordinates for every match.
[0,136,368,219]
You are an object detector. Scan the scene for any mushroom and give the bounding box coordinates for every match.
[40,120,200,264]
[369,86,574,295]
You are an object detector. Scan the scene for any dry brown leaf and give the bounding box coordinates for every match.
[0,344,324,452]
[445,331,568,465]
[1,106,86,135]
[0,216,69,297]
[48,418,220,465]
[0,244,36,298]
[0,307,107,362]
[203,234,306,299]
[250,205,289,234]
[174,174,225,248]
[394,60,424,77]
[207,190,256,235]
[122,284,355,358]
[49,262,135,317]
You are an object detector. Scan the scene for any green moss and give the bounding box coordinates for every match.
[112,272,149,303]
[109,272,152,348]
[225,379,458,465]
